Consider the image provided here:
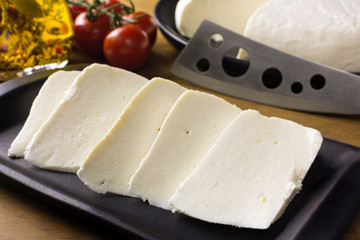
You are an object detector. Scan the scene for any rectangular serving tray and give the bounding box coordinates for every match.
[0,65,360,240]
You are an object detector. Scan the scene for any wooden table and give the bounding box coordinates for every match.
[1,0,359,239]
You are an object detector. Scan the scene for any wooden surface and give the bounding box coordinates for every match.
[1,0,360,239]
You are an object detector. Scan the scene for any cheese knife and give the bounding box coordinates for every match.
[171,20,360,115]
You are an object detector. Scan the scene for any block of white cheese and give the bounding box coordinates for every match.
[8,70,80,158]
[175,0,268,38]
[242,0,360,72]
[128,90,242,210]
[169,110,323,229]
[77,78,187,195]
[24,64,148,173]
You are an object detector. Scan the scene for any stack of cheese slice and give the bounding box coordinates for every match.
[175,0,360,72]
[78,77,187,195]
[24,64,148,172]
[9,64,323,229]
[169,110,322,229]
[128,90,241,209]
[8,70,81,158]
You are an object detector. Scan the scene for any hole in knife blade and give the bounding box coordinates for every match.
[310,74,326,90]
[291,82,303,94]
[196,58,210,72]
[262,68,282,89]
[222,47,250,77]
[209,33,223,48]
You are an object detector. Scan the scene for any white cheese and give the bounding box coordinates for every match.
[242,0,360,72]
[175,0,268,38]
[169,110,323,229]
[24,64,148,173]
[128,90,242,210]
[77,78,187,195]
[8,70,80,158]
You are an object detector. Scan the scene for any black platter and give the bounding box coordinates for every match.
[0,65,360,239]
[154,0,187,50]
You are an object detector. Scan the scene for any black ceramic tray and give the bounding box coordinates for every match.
[1,65,360,240]
[154,0,187,50]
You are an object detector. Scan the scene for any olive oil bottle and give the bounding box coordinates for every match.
[0,0,73,81]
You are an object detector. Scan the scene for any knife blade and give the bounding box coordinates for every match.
[171,20,360,115]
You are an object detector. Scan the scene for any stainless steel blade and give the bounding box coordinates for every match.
[171,20,360,115]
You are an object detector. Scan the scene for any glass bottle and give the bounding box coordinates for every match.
[0,0,73,81]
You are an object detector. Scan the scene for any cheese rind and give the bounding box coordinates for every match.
[175,0,268,38]
[128,90,242,210]
[243,0,360,72]
[8,70,80,158]
[24,64,148,172]
[169,110,323,229]
[77,78,187,195]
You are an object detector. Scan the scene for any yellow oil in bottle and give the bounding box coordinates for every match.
[0,0,73,80]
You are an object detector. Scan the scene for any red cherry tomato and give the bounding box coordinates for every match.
[68,1,87,21]
[123,11,157,46]
[103,24,151,71]
[74,12,110,57]
[102,0,124,14]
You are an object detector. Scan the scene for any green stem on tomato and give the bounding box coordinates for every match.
[66,0,148,29]
[130,13,148,21]
[102,2,134,15]
[126,0,135,14]
[66,0,89,9]
[110,14,122,29]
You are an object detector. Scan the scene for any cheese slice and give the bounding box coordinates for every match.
[8,70,80,158]
[242,0,360,72]
[77,78,187,195]
[169,110,323,229]
[24,64,148,173]
[175,0,268,38]
[128,90,242,210]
